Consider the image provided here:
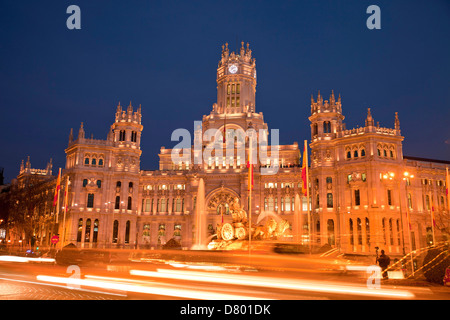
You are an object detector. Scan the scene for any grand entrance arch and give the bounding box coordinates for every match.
[206,188,240,214]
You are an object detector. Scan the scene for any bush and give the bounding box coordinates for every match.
[422,247,450,284]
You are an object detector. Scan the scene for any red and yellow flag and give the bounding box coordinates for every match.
[53,168,61,207]
[301,143,308,196]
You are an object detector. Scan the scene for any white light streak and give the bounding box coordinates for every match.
[36,274,268,300]
[130,269,415,299]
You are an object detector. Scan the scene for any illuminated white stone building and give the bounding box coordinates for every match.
[18,43,448,256]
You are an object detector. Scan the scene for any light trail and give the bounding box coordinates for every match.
[36,274,271,300]
[0,256,55,263]
[130,268,415,299]
[0,277,127,297]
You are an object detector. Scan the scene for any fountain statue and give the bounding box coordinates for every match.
[212,198,290,250]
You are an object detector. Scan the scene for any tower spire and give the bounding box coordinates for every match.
[395,112,400,131]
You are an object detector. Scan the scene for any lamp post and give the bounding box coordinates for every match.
[402,171,415,276]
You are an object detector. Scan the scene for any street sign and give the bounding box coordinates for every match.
[51,235,59,244]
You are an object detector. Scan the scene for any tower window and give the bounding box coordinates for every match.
[327,193,333,208]
[131,131,137,142]
[87,193,94,208]
[119,130,126,141]
[354,189,360,206]
[127,196,132,210]
[236,83,240,94]
[323,121,331,133]
[84,158,90,165]
[354,150,358,158]
[96,180,101,188]
[98,159,104,166]
[115,196,120,209]
[83,179,88,187]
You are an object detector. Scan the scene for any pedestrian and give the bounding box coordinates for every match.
[376,250,391,279]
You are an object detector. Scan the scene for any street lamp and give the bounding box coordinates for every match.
[402,171,415,276]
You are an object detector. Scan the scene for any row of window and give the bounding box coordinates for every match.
[84,157,104,166]
[83,179,102,188]
[142,223,182,244]
[264,182,297,189]
[142,198,185,213]
[346,149,366,159]
[312,121,332,136]
[226,83,240,95]
[118,130,138,142]
[263,196,310,212]
[422,179,446,187]
[143,184,185,191]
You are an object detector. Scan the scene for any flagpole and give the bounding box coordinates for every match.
[55,168,61,225]
[304,140,311,254]
[61,177,69,249]
[248,136,252,257]
[429,191,436,246]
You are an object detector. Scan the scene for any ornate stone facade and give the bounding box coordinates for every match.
[13,43,449,256]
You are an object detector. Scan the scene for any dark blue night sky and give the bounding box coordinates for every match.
[1,0,449,183]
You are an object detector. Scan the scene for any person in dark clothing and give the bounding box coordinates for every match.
[376,250,391,279]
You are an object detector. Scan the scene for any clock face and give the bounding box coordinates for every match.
[228,64,238,74]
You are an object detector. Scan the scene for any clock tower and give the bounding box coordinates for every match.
[216,42,257,114]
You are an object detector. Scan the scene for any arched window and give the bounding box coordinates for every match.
[327,193,333,208]
[361,149,366,157]
[377,149,381,156]
[85,219,91,243]
[84,158,90,165]
[347,151,351,159]
[312,123,318,136]
[119,130,126,141]
[174,224,182,239]
[323,121,331,133]
[87,193,94,208]
[357,218,362,245]
[365,218,370,245]
[112,220,119,243]
[91,158,97,166]
[127,196,132,210]
[389,219,394,245]
[327,219,335,245]
[96,180,101,188]
[284,196,291,211]
[354,150,358,158]
[115,196,120,209]
[83,179,88,187]
[93,219,99,243]
[125,220,130,244]
[77,219,83,242]
[98,158,104,166]
[349,219,354,246]
[425,195,430,210]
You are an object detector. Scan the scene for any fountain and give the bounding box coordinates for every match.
[192,178,208,250]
